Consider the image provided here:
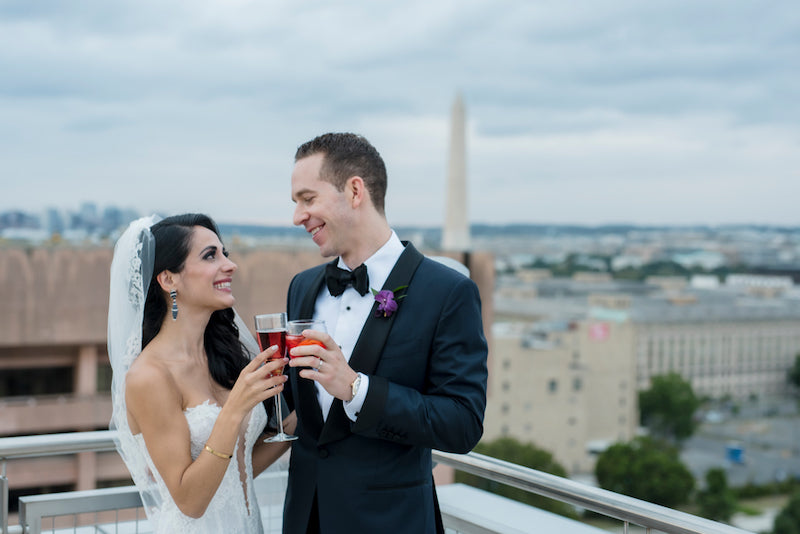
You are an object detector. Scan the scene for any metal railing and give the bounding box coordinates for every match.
[18,486,143,534]
[433,450,754,534]
[2,431,755,534]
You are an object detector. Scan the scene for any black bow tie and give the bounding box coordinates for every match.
[325,263,369,297]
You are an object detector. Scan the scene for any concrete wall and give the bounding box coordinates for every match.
[0,247,114,346]
[1,246,494,350]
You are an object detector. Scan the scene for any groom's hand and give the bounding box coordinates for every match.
[288,329,359,401]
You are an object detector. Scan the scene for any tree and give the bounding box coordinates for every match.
[639,372,700,442]
[595,436,694,508]
[696,468,737,522]
[455,437,577,518]
[772,491,800,534]
[641,260,691,278]
[789,353,800,391]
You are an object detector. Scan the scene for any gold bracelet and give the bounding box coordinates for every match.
[204,444,232,460]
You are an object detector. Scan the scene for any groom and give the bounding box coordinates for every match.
[283,132,488,534]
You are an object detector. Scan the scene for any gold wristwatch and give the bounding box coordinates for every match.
[350,374,362,400]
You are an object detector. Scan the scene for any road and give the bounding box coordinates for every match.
[682,404,800,487]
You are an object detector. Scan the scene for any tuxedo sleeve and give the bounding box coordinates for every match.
[351,276,488,453]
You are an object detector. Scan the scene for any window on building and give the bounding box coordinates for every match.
[573,377,582,391]
[0,367,74,397]
[502,381,510,392]
[9,485,73,514]
[548,379,558,393]
[96,364,113,392]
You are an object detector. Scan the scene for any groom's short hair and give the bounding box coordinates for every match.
[295,132,387,214]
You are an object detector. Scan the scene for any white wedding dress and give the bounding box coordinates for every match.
[131,400,267,533]
[108,216,275,533]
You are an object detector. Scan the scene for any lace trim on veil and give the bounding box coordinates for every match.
[108,215,161,514]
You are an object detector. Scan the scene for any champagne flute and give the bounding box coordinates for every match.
[286,320,328,366]
[254,312,297,443]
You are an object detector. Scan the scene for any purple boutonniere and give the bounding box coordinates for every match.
[371,285,408,318]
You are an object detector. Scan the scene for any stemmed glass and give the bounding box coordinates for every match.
[254,313,297,443]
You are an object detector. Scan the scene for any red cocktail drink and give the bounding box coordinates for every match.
[286,335,325,357]
[257,329,286,376]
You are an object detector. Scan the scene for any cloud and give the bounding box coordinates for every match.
[0,0,798,226]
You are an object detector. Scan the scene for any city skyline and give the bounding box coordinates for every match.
[2,1,799,226]
[5,201,800,232]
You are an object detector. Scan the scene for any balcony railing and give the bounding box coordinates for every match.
[1,431,755,534]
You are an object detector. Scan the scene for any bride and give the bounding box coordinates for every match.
[108,213,294,533]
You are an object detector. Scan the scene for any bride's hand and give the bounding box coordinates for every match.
[226,347,287,419]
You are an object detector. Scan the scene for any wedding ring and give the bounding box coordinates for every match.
[317,359,324,371]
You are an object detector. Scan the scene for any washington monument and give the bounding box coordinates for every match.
[442,93,471,252]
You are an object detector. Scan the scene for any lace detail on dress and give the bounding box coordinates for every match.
[132,401,267,534]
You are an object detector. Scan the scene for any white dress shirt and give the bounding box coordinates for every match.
[313,231,405,421]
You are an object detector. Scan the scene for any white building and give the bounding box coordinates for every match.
[488,273,800,475]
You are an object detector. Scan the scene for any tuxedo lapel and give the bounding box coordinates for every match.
[294,263,330,440]
[349,242,424,375]
[318,242,424,446]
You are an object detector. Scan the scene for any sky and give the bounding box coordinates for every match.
[1,0,798,227]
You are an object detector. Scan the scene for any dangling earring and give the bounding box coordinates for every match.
[170,289,178,321]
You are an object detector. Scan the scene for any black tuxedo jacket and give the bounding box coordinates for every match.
[282,242,488,534]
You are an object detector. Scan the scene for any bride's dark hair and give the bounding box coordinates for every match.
[141,213,250,389]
